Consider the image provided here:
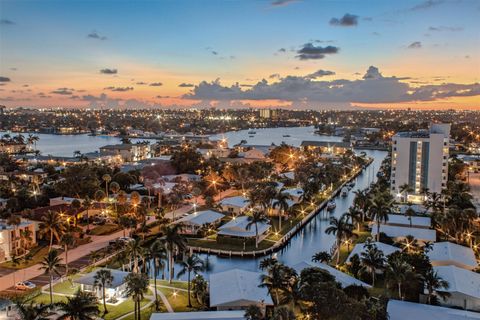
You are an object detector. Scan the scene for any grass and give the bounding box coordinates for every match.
[0,246,51,269]
[102,298,150,320]
[337,230,371,264]
[187,237,272,251]
[33,293,68,304]
[158,287,200,312]
[52,276,82,295]
[150,279,189,290]
[89,224,121,236]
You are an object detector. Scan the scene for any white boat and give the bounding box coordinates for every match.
[341,187,348,197]
[248,130,256,134]
[327,200,336,211]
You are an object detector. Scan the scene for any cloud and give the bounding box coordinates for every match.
[296,43,339,60]
[330,14,359,27]
[0,19,15,25]
[0,76,11,82]
[104,86,134,92]
[178,83,194,88]
[51,87,75,95]
[408,41,422,49]
[211,51,218,55]
[428,26,463,32]
[409,0,444,11]
[100,68,118,74]
[305,69,336,79]
[136,81,147,85]
[183,66,480,104]
[271,0,299,7]
[87,31,107,40]
[278,48,287,53]
[149,82,163,86]
[269,73,281,79]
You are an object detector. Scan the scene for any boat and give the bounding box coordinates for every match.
[249,135,254,138]
[283,134,291,137]
[326,200,336,211]
[248,130,256,134]
[341,187,348,197]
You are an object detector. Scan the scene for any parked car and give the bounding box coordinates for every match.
[14,281,36,291]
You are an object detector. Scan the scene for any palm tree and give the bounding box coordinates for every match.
[102,174,111,200]
[259,263,296,306]
[312,251,331,263]
[60,232,75,275]
[346,207,362,232]
[244,305,263,320]
[385,256,412,299]
[19,228,33,254]
[399,183,413,202]
[246,210,269,249]
[126,238,144,273]
[38,249,63,304]
[177,254,206,307]
[148,239,167,310]
[94,189,106,202]
[404,203,416,228]
[94,269,113,315]
[82,196,93,232]
[368,194,393,242]
[259,257,278,271]
[40,210,65,251]
[56,289,100,320]
[359,245,385,286]
[161,224,187,283]
[125,272,149,320]
[353,189,370,222]
[14,300,51,320]
[272,188,292,231]
[423,269,450,305]
[325,213,354,264]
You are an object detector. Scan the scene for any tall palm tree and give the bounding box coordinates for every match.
[102,174,111,200]
[40,210,65,251]
[404,203,416,228]
[82,196,93,232]
[423,269,450,305]
[353,189,370,222]
[160,224,187,283]
[94,269,113,315]
[272,188,292,231]
[148,239,167,310]
[19,228,33,254]
[246,210,269,249]
[125,273,149,320]
[325,213,354,264]
[56,289,100,320]
[346,207,363,232]
[368,194,394,242]
[38,249,63,304]
[14,300,51,320]
[60,232,75,275]
[385,256,412,299]
[177,254,206,307]
[126,238,144,273]
[259,263,296,306]
[359,245,385,286]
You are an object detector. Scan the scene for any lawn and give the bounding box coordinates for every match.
[102,298,150,320]
[52,276,82,295]
[187,237,273,251]
[33,293,68,304]
[158,287,200,312]
[89,224,121,236]
[0,246,51,269]
[150,279,189,290]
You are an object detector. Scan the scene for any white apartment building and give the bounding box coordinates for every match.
[0,219,37,261]
[391,123,450,202]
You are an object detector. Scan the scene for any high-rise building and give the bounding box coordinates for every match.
[259,109,277,119]
[391,123,450,202]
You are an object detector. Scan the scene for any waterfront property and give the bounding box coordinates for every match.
[385,213,431,228]
[75,268,130,303]
[217,216,271,244]
[346,242,400,264]
[300,140,352,155]
[387,300,480,320]
[99,143,151,162]
[370,224,437,243]
[209,269,273,312]
[218,196,250,215]
[427,242,477,270]
[174,210,224,235]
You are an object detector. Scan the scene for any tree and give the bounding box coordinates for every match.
[39,249,63,304]
[346,207,363,232]
[126,238,144,273]
[56,289,100,320]
[385,256,412,299]
[259,257,278,271]
[259,263,296,306]
[102,174,112,200]
[13,300,51,320]
[191,275,209,307]
[60,232,75,275]
[423,269,450,305]
[246,210,269,249]
[149,239,167,310]
[94,269,113,315]
[359,245,385,286]
[82,196,93,232]
[170,146,202,174]
[40,210,65,251]
[177,254,206,307]
[404,203,416,228]
[125,273,149,320]
[399,183,413,202]
[271,306,295,320]
[244,305,263,320]
[161,224,187,283]
[272,188,292,231]
[368,193,393,242]
[325,213,354,264]
[312,251,331,264]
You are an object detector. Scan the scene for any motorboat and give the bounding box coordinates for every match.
[341,187,348,197]
[248,130,256,134]
[283,134,291,137]
[327,200,336,211]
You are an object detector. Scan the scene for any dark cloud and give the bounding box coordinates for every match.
[0,76,11,82]
[136,82,147,85]
[87,31,107,40]
[22,84,29,87]
[428,26,463,32]
[51,88,75,95]
[104,86,134,92]
[100,68,118,74]
[269,73,281,79]
[409,0,444,11]
[278,48,287,53]
[296,43,339,60]
[408,41,422,49]
[149,82,163,86]
[305,69,336,79]
[178,83,194,88]
[0,19,15,25]
[271,0,298,7]
[330,14,359,27]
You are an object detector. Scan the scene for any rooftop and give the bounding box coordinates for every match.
[434,265,480,299]
[387,214,431,228]
[219,196,250,209]
[371,224,436,242]
[387,300,480,320]
[218,216,270,238]
[427,242,477,269]
[175,210,224,226]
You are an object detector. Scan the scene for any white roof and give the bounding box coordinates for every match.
[346,242,400,263]
[283,188,304,199]
[387,214,431,228]
[292,261,371,288]
[149,311,245,320]
[371,224,436,242]
[427,242,477,269]
[209,269,273,307]
[387,300,480,320]
[152,182,177,194]
[175,210,224,226]
[219,196,249,209]
[281,171,295,180]
[395,204,428,214]
[434,265,480,299]
[218,216,270,238]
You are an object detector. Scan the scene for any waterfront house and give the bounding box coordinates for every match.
[0,219,37,261]
[427,242,477,270]
[174,210,224,235]
[75,268,129,302]
[433,265,480,311]
[209,269,273,312]
[99,143,151,162]
[387,300,480,320]
[219,196,250,215]
[386,213,431,228]
[149,311,245,320]
[346,242,400,264]
[370,224,436,243]
[217,216,271,244]
[300,141,352,155]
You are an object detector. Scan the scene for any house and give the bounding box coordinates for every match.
[427,242,477,270]
[75,268,130,302]
[292,261,371,288]
[209,269,273,312]
[300,141,352,155]
[346,242,400,264]
[386,214,431,228]
[282,188,304,204]
[174,210,224,235]
[371,224,436,243]
[217,216,271,244]
[99,143,151,162]
[0,219,37,261]
[239,148,267,160]
[387,300,480,320]
[433,265,480,311]
[219,196,250,215]
[49,196,80,206]
[149,311,245,320]
[198,148,231,159]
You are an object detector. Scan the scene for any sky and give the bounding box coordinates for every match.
[0,0,479,110]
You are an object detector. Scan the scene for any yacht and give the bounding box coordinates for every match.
[327,200,336,211]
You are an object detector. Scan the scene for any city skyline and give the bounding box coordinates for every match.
[1,0,479,110]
